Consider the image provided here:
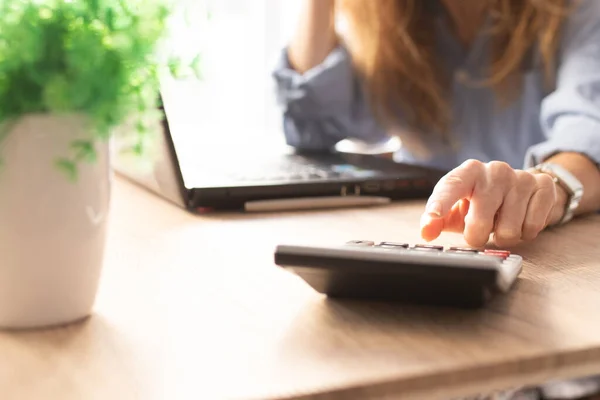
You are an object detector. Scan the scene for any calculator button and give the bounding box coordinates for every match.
[481,253,504,260]
[413,244,443,251]
[345,240,375,246]
[483,249,510,259]
[486,249,510,255]
[377,242,409,249]
[447,247,479,253]
[448,250,480,255]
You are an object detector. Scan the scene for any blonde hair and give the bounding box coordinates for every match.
[337,0,571,139]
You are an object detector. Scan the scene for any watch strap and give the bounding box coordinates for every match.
[533,163,584,225]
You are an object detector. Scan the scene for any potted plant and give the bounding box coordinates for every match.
[0,0,196,329]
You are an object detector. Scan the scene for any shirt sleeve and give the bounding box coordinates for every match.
[524,0,600,168]
[271,45,389,151]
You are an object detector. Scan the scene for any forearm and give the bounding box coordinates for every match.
[288,0,338,73]
[543,152,600,225]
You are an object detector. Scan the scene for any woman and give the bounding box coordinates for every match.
[273,0,600,399]
[273,0,600,250]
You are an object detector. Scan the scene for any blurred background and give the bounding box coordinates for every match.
[160,0,303,150]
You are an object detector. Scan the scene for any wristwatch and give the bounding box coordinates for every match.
[533,162,584,225]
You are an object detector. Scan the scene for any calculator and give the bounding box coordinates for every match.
[274,240,523,308]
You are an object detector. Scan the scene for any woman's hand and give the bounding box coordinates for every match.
[288,0,337,74]
[420,159,568,247]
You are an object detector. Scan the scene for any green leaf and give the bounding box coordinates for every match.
[105,7,116,31]
[132,141,144,155]
[89,0,100,16]
[71,140,97,163]
[43,75,72,112]
[55,158,78,182]
[190,53,203,80]
[168,56,182,78]
[117,0,133,17]
[136,119,147,134]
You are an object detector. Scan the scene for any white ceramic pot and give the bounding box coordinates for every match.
[0,114,111,329]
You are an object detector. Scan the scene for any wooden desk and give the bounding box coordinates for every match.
[3,177,600,400]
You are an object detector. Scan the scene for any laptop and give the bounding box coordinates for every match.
[112,96,446,214]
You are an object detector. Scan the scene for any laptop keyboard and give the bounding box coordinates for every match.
[222,158,378,183]
[226,163,341,182]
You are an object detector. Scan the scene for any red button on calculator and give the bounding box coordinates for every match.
[483,249,511,259]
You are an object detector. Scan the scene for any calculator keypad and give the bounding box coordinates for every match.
[345,240,512,261]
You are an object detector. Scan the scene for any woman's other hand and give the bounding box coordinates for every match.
[288,0,337,74]
[420,159,568,247]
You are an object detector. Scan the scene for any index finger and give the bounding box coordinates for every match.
[425,159,484,218]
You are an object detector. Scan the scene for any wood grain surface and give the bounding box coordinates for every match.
[2,176,600,400]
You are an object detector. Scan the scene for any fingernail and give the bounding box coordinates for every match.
[426,201,443,218]
[420,213,433,228]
